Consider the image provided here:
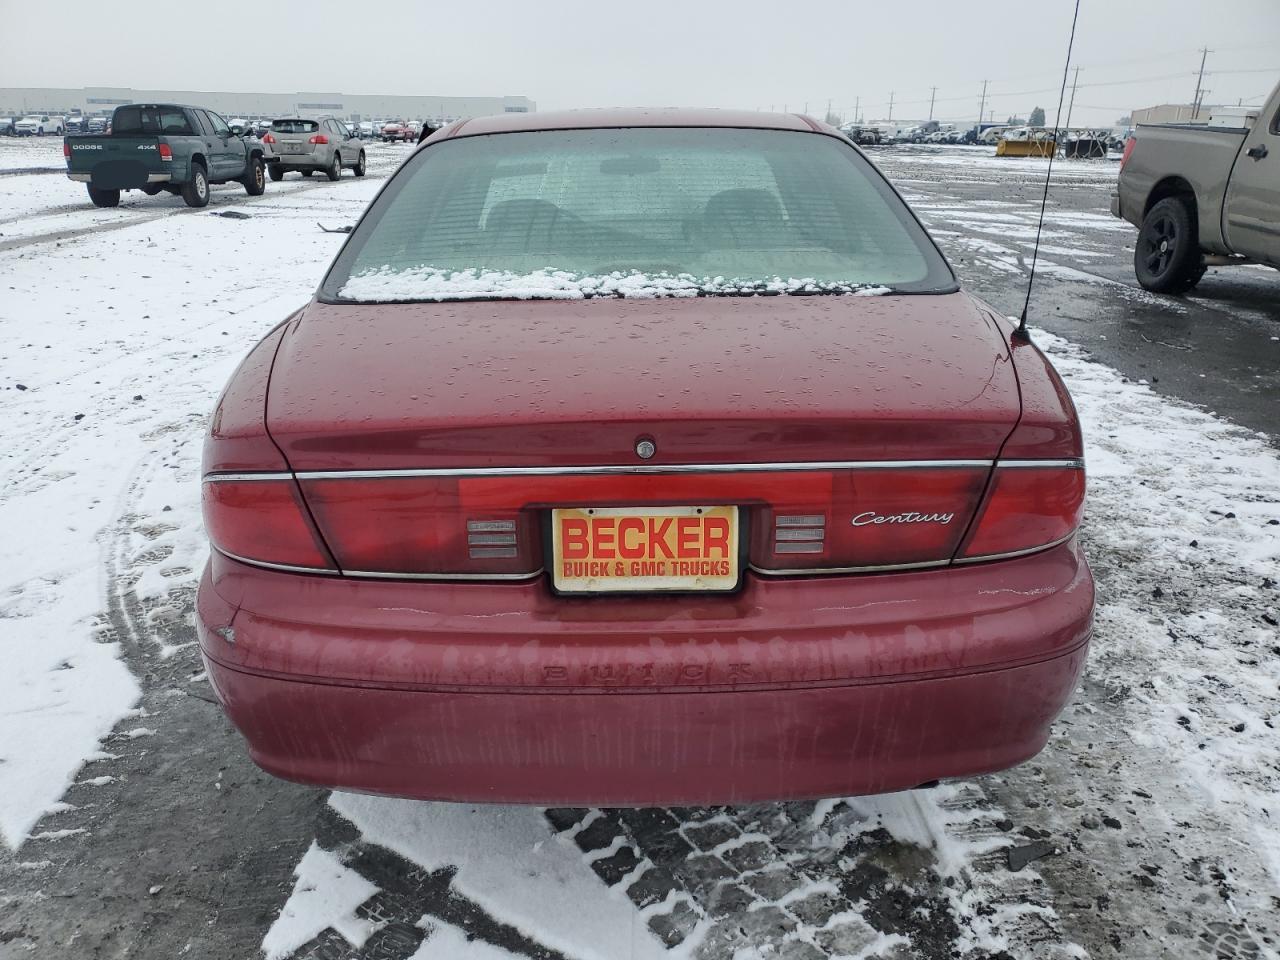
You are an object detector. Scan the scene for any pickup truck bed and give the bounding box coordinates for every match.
[64,103,269,209]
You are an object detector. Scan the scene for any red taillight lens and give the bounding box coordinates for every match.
[63,141,71,158]
[1120,136,1136,170]
[959,465,1085,561]
[308,134,329,145]
[157,143,173,161]
[262,132,275,144]
[202,479,335,570]
[300,477,539,576]
[298,466,991,577]
[748,467,990,570]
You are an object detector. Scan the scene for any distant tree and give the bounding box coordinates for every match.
[824,110,843,127]
[1007,115,1027,125]
[1029,106,1046,126]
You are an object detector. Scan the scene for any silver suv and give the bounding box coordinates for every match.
[264,117,367,181]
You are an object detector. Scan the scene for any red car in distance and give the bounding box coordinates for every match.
[198,108,1092,806]
[380,120,411,142]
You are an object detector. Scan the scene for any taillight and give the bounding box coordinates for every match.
[157,143,172,161]
[202,478,335,571]
[63,141,71,159]
[309,134,329,145]
[749,467,990,571]
[296,466,991,577]
[1120,136,1136,170]
[262,132,275,144]
[299,477,539,576]
[958,463,1085,561]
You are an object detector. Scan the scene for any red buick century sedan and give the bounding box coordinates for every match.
[198,109,1092,805]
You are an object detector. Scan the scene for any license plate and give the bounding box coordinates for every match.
[552,506,739,594]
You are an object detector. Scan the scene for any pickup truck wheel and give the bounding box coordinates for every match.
[181,164,210,208]
[353,151,366,177]
[243,155,266,196]
[268,164,284,182]
[326,152,342,181]
[1135,196,1204,293]
[87,185,120,208]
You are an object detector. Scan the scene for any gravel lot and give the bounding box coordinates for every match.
[1,138,1277,960]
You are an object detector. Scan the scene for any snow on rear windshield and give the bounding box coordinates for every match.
[324,127,954,301]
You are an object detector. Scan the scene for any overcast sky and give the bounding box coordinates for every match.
[3,0,1277,126]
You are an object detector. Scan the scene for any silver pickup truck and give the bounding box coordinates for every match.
[1112,79,1279,293]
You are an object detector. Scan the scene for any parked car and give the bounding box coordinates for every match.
[381,120,410,142]
[199,108,1092,806]
[0,117,15,136]
[1112,78,1280,292]
[86,116,108,134]
[263,117,366,180]
[65,116,84,134]
[15,114,65,136]
[64,103,269,208]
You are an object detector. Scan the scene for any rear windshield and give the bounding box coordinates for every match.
[112,106,193,136]
[272,119,318,133]
[321,127,954,302]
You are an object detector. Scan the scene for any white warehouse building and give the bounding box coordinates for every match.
[0,87,535,123]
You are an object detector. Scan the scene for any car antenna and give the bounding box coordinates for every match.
[1015,0,1082,343]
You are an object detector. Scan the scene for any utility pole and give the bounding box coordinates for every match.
[1193,47,1211,119]
[928,86,937,121]
[826,98,832,121]
[888,91,895,121]
[854,96,860,123]
[977,79,989,135]
[1063,66,1081,133]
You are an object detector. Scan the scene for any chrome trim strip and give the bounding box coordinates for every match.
[217,547,545,581]
[287,459,995,481]
[203,472,291,482]
[204,459,1084,484]
[951,533,1075,564]
[996,458,1084,469]
[342,568,545,581]
[215,548,339,576]
[750,558,951,576]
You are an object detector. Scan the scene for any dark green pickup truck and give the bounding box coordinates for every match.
[64,103,269,208]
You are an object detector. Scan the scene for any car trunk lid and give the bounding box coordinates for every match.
[267,291,1019,470]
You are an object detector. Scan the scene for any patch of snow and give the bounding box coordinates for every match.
[412,919,525,959]
[329,793,670,960]
[338,265,892,302]
[261,843,381,960]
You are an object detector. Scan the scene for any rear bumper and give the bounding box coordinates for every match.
[198,540,1093,805]
[268,153,326,168]
[68,172,172,184]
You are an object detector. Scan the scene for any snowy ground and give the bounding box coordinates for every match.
[0,141,1277,960]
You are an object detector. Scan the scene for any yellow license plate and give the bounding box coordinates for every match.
[551,505,739,593]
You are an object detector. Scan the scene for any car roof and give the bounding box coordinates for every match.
[438,108,826,141]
